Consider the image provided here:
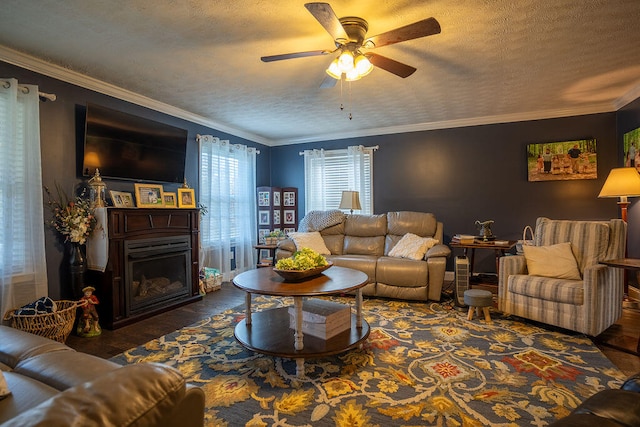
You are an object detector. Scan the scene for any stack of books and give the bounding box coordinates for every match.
[451,234,476,244]
[288,298,351,340]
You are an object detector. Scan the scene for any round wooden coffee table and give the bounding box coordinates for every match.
[232,265,370,376]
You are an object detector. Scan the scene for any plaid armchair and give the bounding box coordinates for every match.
[498,217,626,336]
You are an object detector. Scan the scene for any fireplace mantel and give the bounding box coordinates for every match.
[88,208,202,329]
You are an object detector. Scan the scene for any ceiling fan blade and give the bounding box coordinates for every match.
[261,50,330,62]
[367,53,416,78]
[320,74,338,88]
[366,17,441,48]
[305,2,349,42]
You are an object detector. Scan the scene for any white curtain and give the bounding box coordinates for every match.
[198,135,257,281]
[0,78,48,318]
[347,145,373,214]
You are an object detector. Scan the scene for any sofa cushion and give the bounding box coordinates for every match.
[0,372,60,424]
[387,211,437,237]
[287,231,331,255]
[326,255,377,283]
[507,275,584,305]
[14,350,121,391]
[376,256,429,288]
[322,234,345,255]
[343,236,385,256]
[523,242,581,280]
[0,326,71,370]
[344,214,387,237]
[388,233,438,260]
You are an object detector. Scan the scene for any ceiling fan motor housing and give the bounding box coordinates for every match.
[337,17,369,47]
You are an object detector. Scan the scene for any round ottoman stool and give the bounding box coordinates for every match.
[463,289,493,323]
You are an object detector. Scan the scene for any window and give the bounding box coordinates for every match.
[303,145,374,215]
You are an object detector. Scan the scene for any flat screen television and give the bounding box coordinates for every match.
[82,103,188,183]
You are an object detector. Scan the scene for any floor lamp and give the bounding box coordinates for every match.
[339,191,361,214]
[598,167,640,297]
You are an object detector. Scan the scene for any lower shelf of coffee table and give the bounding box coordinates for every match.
[234,307,370,359]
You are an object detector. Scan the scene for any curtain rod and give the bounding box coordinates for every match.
[1,79,57,102]
[196,134,260,154]
[298,145,379,156]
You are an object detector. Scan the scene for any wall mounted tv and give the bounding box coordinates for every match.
[82,103,188,183]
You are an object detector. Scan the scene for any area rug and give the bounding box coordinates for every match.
[110,296,625,426]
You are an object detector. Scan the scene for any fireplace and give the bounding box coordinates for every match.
[88,208,201,329]
[124,236,191,317]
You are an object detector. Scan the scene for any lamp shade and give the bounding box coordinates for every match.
[598,167,640,199]
[339,191,361,212]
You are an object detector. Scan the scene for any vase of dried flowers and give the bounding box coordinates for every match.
[45,184,96,298]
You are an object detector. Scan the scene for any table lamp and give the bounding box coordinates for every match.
[598,167,640,222]
[339,191,361,214]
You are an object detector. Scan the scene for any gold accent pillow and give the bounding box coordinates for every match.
[523,242,581,280]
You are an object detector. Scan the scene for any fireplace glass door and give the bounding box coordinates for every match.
[124,235,192,316]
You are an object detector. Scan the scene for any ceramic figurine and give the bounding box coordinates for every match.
[77,285,101,337]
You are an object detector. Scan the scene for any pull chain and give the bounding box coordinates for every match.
[348,81,352,120]
[337,77,353,120]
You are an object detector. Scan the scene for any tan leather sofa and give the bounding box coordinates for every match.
[276,211,451,301]
[0,325,205,427]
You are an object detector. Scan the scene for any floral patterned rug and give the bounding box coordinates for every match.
[110,296,625,426]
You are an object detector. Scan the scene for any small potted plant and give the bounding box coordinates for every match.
[265,230,285,245]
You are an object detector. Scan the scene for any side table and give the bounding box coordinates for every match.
[253,244,278,268]
[449,239,517,283]
[597,258,640,356]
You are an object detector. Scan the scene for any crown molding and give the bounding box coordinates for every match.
[614,82,640,110]
[0,46,272,146]
[272,103,617,146]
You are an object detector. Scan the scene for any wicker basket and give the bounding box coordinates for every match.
[3,300,78,343]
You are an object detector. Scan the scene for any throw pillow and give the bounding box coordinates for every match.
[389,233,439,261]
[0,371,10,400]
[523,242,581,280]
[288,231,331,255]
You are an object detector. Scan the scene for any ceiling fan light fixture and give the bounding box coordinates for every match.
[326,59,342,80]
[345,68,361,81]
[338,50,354,73]
[354,53,373,77]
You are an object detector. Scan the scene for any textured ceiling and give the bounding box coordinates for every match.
[1,0,640,146]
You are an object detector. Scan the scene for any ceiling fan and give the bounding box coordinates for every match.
[261,2,441,87]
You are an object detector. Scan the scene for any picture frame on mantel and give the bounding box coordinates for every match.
[163,192,177,208]
[109,190,134,208]
[526,139,597,182]
[134,183,165,208]
[178,188,196,208]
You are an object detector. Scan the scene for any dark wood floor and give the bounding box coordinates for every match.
[66,282,640,376]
